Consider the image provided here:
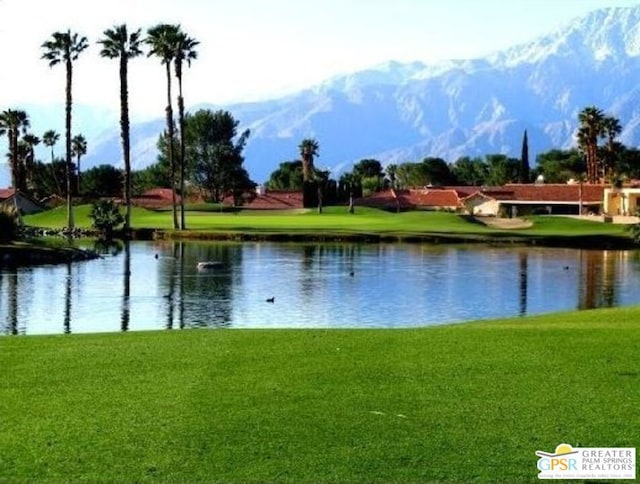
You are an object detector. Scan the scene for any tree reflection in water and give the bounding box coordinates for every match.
[518,251,528,317]
[121,241,131,332]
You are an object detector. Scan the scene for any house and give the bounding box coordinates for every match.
[461,184,605,216]
[603,185,640,216]
[0,189,45,215]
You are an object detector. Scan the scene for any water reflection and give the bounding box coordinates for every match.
[519,252,528,317]
[63,263,72,334]
[1,243,640,335]
[121,242,131,332]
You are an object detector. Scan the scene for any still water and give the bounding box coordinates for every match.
[1,241,639,335]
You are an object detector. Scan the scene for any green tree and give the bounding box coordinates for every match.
[174,29,199,230]
[82,164,124,197]
[485,154,520,186]
[352,159,383,179]
[30,159,68,199]
[351,159,384,195]
[183,109,253,203]
[0,109,30,191]
[147,23,181,229]
[520,129,530,183]
[395,162,429,188]
[21,133,40,194]
[132,160,172,195]
[451,156,488,186]
[534,149,585,183]
[42,129,62,195]
[422,157,455,186]
[266,161,304,190]
[99,24,144,234]
[577,106,605,184]
[601,116,622,182]
[90,199,124,240]
[617,147,640,180]
[71,133,87,194]
[339,172,359,213]
[41,29,89,228]
[299,138,319,182]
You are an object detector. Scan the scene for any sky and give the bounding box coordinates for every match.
[0,0,638,121]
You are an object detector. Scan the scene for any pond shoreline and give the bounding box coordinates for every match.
[0,243,100,267]
[153,229,637,250]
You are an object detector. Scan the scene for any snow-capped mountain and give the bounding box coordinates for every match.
[39,5,640,184]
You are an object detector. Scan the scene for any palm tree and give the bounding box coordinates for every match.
[577,106,605,184]
[22,133,40,193]
[42,129,62,195]
[174,30,199,230]
[147,23,181,230]
[0,109,30,191]
[602,116,622,182]
[71,134,87,195]
[299,138,319,182]
[41,30,89,229]
[98,24,144,234]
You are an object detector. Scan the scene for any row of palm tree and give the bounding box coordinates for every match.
[35,24,199,232]
[0,109,88,198]
[577,106,622,184]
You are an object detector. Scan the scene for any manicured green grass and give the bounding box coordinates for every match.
[523,215,629,236]
[1,307,638,482]
[24,205,632,241]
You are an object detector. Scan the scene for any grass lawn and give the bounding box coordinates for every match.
[24,205,632,243]
[1,307,638,482]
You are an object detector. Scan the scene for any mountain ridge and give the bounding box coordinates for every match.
[5,5,640,187]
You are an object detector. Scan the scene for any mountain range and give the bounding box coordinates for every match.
[5,5,640,187]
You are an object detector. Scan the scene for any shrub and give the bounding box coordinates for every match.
[89,199,124,239]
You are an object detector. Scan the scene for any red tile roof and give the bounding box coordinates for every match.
[132,188,182,209]
[501,184,604,203]
[358,188,463,210]
[237,190,303,210]
[0,188,17,200]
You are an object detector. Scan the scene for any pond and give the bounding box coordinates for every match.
[1,241,639,335]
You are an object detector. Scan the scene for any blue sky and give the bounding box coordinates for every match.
[0,0,637,119]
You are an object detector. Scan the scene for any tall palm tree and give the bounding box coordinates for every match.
[602,116,622,182]
[0,109,30,191]
[147,23,181,230]
[577,106,605,184]
[22,133,40,194]
[71,134,87,195]
[98,24,144,233]
[41,30,89,229]
[299,138,319,182]
[174,30,199,230]
[42,129,62,195]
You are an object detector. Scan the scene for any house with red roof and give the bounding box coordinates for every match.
[0,189,44,215]
[358,183,606,216]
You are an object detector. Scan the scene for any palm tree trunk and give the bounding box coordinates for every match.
[165,63,178,230]
[65,58,74,229]
[178,79,186,231]
[120,55,132,234]
[76,154,81,195]
[9,129,18,189]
